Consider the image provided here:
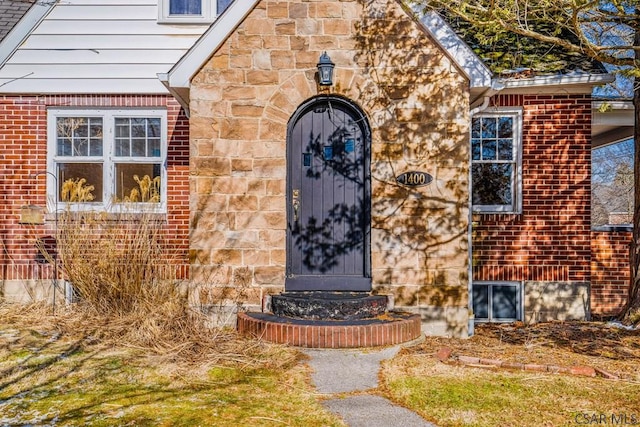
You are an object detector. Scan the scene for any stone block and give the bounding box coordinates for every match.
[289,3,307,18]
[231,159,253,172]
[524,281,590,323]
[315,2,342,18]
[323,20,350,35]
[228,195,258,211]
[246,70,279,85]
[275,21,296,36]
[219,118,260,140]
[242,250,271,266]
[254,266,285,285]
[211,249,243,265]
[243,18,275,35]
[231,103,264,117]
[267,2,288,18]
[192,157,231,176]
[258,195,285,211]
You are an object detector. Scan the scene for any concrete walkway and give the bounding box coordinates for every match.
[303,346,437,427]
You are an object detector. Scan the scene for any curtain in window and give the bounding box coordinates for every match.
[170,0,201,15]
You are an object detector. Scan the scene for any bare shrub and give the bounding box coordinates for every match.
[30,207,260,366]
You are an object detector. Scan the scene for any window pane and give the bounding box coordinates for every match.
[170,0,201,15]
[472,163,513,206]
[114,117,161,158]
[132,138,147,157]
[56,117,103,158]
[57,137,71,156]
[473,285,489,319]
[115,163,161,203]
[471,118,481,139]
[498,139,513,160]
[472,139,481,160]
[481,139,497,160]
[481,118,496,138]
[492,285,518,319]
[498,117,513,138]
[57,163,103,203]
[217,0,233,14]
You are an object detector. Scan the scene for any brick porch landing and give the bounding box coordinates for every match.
[237,311,422,348]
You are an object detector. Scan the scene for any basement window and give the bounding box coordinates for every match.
[472,282,522,322]
[158,0,233,23]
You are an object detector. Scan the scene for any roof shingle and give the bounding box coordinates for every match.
[0,0,35,44]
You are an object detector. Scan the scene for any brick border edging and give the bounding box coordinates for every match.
[237,312,422,348]
[435,347,619,379]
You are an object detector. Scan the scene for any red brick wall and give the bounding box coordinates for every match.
[472,94,592,283]
[591,229,631,315]
[0,95,189,283]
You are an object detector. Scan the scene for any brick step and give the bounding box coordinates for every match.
[237,311,422,348]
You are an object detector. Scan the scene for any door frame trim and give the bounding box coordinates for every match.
[285,95,372,291]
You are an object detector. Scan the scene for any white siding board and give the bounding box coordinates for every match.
[1,64,174,79]
[0,78,168,93]
[46,5,158,21]
[0,1,212,94]
[34,20,208,35]
[64,0,156,5]
[11,49,187,65]
[21,35,201,50]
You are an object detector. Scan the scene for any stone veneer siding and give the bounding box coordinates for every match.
[0,95,190,301]
[189,0,470,336]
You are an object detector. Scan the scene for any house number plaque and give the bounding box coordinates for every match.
[396,171,433,187]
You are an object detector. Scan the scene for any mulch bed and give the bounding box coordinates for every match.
[413,321,640,381]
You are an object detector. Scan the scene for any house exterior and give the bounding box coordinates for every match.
[0,0,633,338]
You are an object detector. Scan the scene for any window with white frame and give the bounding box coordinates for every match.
[158,0,234,23]
[471,108,522,213]
[47,109,167,212]
[472,282,522,322]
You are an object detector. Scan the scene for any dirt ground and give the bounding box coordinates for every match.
[413,321,640,381]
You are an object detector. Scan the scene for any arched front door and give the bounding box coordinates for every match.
[286,96,371,291]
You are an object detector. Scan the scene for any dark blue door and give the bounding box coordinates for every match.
[286,97,371,291]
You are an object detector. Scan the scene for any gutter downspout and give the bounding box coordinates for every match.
[466,80,504,337]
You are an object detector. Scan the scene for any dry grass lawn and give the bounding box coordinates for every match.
[381,322,640,427]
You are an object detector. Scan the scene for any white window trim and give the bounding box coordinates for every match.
[472,281,523,323]
[158,0,214,24]
[47,108,168,214]
[471,107,523,214]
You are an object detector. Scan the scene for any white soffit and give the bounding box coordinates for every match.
[0,2,54,68]
[418,10,493,89]
[162,0,260,90]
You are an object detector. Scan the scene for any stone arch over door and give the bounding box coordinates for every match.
[286,96,371,291]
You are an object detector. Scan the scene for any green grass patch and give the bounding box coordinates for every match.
[381,355,640,427]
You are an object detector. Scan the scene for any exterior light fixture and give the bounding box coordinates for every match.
[317,51,335,86]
